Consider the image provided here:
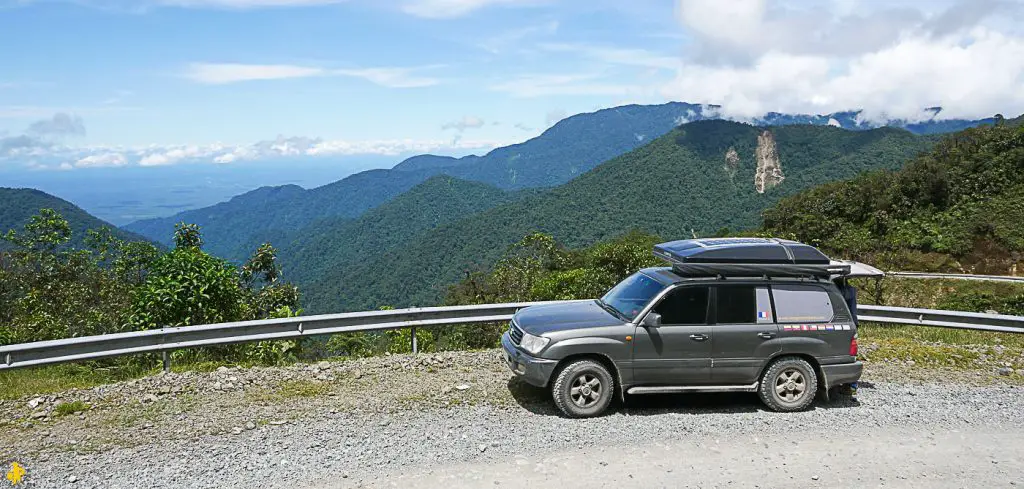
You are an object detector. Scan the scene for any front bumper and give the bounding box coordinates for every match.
[501,332,558,388]
[821,361,863,388]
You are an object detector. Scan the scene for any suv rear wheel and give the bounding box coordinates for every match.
[758,357,818,412]
[551,359,614,418]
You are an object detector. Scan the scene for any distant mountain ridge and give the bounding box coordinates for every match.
[755,107,996,135]
[1,188,150,249]
[296,120,938,313]
[124,102,708,258]
[123,101,997,261]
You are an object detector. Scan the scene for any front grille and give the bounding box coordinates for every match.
[509,322,524,345]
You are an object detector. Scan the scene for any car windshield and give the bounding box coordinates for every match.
[600,272,666,320]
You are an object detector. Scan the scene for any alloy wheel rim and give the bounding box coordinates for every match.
[570,374,602,408]
[774,368,807,404]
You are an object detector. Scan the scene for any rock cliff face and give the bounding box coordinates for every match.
[754,130,784,193]
[724,147,739,181]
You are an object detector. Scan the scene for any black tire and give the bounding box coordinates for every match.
[551,359,614,418]
[758,356,818,412]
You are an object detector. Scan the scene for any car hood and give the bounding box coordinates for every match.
[514,300,625,335]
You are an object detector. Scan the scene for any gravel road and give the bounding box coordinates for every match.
[345,426,1024,489]
[5,351,1024,488]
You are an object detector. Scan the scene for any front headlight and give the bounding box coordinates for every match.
[519,332,551,355]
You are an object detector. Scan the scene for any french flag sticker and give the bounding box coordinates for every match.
[757,311,770,319]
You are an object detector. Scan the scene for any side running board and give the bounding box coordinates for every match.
[627,383,759,395]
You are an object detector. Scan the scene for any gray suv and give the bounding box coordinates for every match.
[501,238,864,418]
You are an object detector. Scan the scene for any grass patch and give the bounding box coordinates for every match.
[0,363,152,400]
[0,356,290,401]
[279,380,329,398]
[860,323,1024,373]
[53,400,89,417]
[861,337,982,368]
[860,323,1024,348]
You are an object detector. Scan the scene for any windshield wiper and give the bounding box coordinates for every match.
[596,299,629,322]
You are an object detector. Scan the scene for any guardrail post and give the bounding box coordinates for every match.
[162,351,171,373]
[411,326,418,354]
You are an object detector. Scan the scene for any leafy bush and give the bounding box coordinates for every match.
[763,122,1024,273]
[2,211,302,366]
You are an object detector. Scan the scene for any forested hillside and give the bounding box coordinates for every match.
[276,175,530,287]
[124,101,990,265]
[298,120,935,313]
[763,121,1024,274]
[123,168,441,257]
[1,188,149,250]
[124,102,707,259]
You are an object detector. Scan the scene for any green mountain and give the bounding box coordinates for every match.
[123,168,446,256]
[124,102,707,260]
[763,121,1024,274]
[123,102,996,263]
[276,175,528,288]
[298,120,937,313]
[1,188,149,249]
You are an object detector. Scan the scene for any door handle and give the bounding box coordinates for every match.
[757,332,776,339]
[689,334,708,342]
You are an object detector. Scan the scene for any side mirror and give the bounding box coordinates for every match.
[642,312,662,327]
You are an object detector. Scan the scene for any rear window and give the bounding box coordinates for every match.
[772,285,835,323]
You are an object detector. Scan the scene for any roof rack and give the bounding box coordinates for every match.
[653,238,848,279]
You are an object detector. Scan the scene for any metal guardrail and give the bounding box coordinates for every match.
[886,272,1024,283]
[0,301,582,372]
[1,299,1022,372]
[859,305,1024,334]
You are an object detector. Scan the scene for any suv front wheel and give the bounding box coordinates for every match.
[551,359,614,418]
[758,357,818,412]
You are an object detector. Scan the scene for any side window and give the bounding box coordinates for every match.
[654,286,709,325]
[772,285,835,323]
[715,285,772,324]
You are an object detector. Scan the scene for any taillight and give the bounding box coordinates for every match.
[849,337,858,356]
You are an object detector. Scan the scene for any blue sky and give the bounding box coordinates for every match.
[2,0,1023,171]
[0,1,679,147]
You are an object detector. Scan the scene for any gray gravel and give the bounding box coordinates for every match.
[345,426,1024,489]
[6,353,1024,488]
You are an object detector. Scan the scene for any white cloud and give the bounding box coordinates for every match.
[306,137,508,155]
[138,144,226,166]
[160,0,345,7]
[663,0,1024,121]
[28,112,86,136]
[545,108,567,126]
[183,63,327,84]
[513,122,534,131]
[0,105,139,118]
[490,73,640,98]
[183,63,440,87]
[401,0,541,18]
[333,67,440,88]
[538,43,679,70]
[5,134,514,170]
[479,20,559,53]
[74,153,128,168]
[441,115,485,131]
